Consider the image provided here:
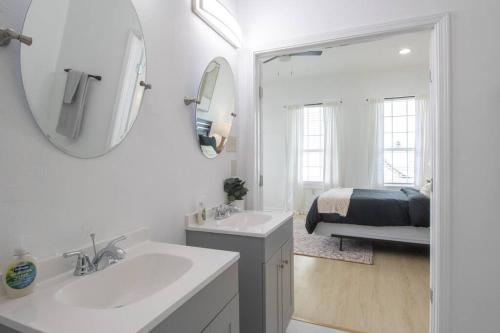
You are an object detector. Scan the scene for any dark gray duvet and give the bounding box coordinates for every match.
[305,188,430,234]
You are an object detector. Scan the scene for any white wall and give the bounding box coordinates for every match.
[0,0,240,266]
[262,66,428,211]
[238,1,500,332]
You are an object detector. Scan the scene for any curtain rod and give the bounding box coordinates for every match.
[283,101,343,108]
[303,101,344,106]
[384,95,415,100]
[365,95,416,102]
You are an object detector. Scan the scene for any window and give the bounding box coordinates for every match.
[302,106,324,183]
[383,97,416,186]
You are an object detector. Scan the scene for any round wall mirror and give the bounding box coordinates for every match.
[194,57,236,159]
[21,0,147,158]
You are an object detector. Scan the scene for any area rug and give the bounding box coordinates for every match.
[293,221,373,265]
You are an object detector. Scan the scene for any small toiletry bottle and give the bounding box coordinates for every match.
[196,198,207,224]
[2,248,38,299]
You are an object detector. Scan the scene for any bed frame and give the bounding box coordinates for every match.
[313,222,430,250]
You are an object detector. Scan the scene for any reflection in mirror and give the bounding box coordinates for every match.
[20,0,147,158]
[195,57,235,159]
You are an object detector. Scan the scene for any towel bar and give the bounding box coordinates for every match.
[64,68,102,81]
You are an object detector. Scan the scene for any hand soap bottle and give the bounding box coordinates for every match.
[196,197,207,224]
[2,247,38,299]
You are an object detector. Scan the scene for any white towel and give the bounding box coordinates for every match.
[56,73,90,139]
[318,188,353,216]
[63,70,83,104]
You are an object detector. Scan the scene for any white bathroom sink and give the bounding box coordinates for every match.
[0,239,239,333]
[55,253,193,309]
[186,210,293,237]
[217,212,272,227]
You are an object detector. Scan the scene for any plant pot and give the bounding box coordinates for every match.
[233,199,245,210]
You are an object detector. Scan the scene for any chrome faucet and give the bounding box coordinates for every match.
[214,203,241,220]
[63,234,126,276]
[92,235,126,271]
[214,204,230,220]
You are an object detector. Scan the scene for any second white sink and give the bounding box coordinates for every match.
[217,212,272,227]
[186,210,294,237]
[55,253,193,309]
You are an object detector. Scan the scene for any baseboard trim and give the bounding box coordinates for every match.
[291,316,367,333]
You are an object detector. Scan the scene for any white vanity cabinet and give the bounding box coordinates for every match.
[264,238,294,333]
[187,215,294,333]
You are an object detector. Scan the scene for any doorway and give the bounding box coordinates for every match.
[248,14,451,333]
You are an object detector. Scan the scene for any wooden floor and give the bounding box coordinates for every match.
[294,241,430,333]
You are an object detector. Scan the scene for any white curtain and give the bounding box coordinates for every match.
[285,102,341,213]
[322,102,342,190]
[367,98,385,189]
[415,95,431,188]
[285,105,305,212]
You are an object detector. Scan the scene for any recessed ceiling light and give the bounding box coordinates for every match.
[399,48,412,55]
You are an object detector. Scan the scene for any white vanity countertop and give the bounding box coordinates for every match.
[0,241,239,333]
[186,210,294,237]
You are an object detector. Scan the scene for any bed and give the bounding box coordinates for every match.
[306,187,430,248]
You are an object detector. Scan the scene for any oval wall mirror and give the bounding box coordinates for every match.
[21,0,148,158]
[193,57,236,159]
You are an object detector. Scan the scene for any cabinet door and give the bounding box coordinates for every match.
[264,249,283,333]
[208,295,240,333]
[281,238,294,330]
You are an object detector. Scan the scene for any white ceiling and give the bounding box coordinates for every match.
[262,30,431,82]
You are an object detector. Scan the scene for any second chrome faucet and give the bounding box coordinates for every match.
[214,202,241,220]
[63,234,127,276]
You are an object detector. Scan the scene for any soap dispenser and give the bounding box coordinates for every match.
[2,240,38,299]
[196,196,207,224]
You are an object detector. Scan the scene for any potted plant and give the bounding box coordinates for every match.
[224,177,249,210]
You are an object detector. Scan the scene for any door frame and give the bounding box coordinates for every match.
[247,13,451,333]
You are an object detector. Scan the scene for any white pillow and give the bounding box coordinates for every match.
[420,182,431,197]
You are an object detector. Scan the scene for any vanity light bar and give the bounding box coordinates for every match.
[192,0,242,48]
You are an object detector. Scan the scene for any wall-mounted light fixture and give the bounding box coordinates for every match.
[192,0,242,48]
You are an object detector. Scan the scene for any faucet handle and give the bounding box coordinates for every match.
[63,251,96,276]
[62,250,84,259]
[106,235,127,248]
[105,235,127,260]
